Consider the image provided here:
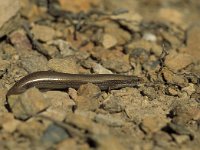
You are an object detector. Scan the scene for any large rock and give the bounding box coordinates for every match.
[0,0,20,37]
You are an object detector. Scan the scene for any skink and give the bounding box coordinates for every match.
[6,71,142,97]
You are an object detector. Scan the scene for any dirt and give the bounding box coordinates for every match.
[0,0,200,150]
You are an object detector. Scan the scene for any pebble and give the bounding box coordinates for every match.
[105,22,131,45]
[141,87,157,100]
[91,47,132,73]
[162,68,187,87]
[172,134,190,144]
[157,8,183,26]
[41,123,69,144]
[0,59,10,77]
[20,53,49,73]
[76,83,101,111]
[48,39,77,57]
[167,87,179,96]
[127,40,162,57]
[9,29,33,51]
[182,83,196,96]
[160,31,182,48]
[90,135,126,150]
[102,59,131,73]
[65,113,109,135]
[68,88,78,100]
[101,95,124,113]
[184,24,200,61]
[59,0,101,13]
[17,119,47,140]
[0,112,20,133]
[171,105,200,124]
[42,44,59,58]
[94,113,124,127]
[42,91,76,121]
[140,115,168,134]
[1,43,17,58]
[110,12,142,32]
[0,0,20,37]
[0,88,7,112]
[92,63,113,74]
[165,52,193,71]
[31,24,56,42]
[77,83,101,97]
[102,34,117,49]
[48,57,79,74]
[56,139,78,150]
[153,131,172,148]
[167,123,193,138]
[142,32,157,42]
[7,87,50,120]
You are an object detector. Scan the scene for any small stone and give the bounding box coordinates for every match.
[105,22,131,45]
[68,88,78,100]
[48,39,77,57]
[165,52,193,71]
[20,53,48,73]
[182,83,196,96]
[153,131,173,148]
[56,139,77,150]
[110,12,142,32]
[101,95,124,113]
[65,113,109,135]
[48,58,79,74]
[91,47,132,73]
[42,91,76,121]
[94,114,124,127]
[20,1,45,20]
[41,123,69,144]
[157,8,183,25]
[75,110,96,120]
[102,34,117,49]
[77,83,101,97]
[168,123,193,137]
[17,119,47,140]
[184,24,200,61]
[162,68,187,87]
[59,0,100,13]
[92,63,113,74]
[160,31,182,48]
[142,32,157,42]
[140,116,167,134]
[1,43,17,57]
[31,24,56,42]
[0,0,20,37]
[0,59,10,77]
[0,88,7,112]
[171,105,200,124]
[42,44,59,58]
[167,87,179,96]
[76,83,101,111]
[90,135,126,150]
[127,40,162,57]
[9,29,32,51]
[172,134,190,144]
[7,87,50,120]
[141,87,157,100]
[102,58,131,73]
[0,112,20,133]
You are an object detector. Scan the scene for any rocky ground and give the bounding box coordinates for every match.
[0,0,200,150]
